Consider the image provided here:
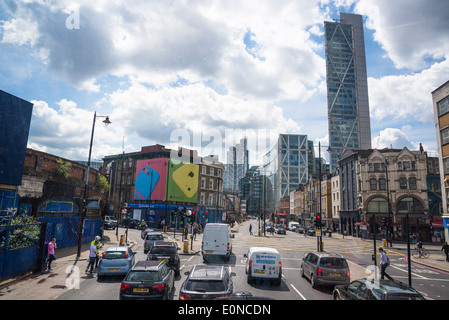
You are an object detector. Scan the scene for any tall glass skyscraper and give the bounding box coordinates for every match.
[224,137,249,195]
[325,13,372,172]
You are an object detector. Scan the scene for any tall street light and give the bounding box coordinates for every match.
[317,142,331,252]
[77,111,111,258]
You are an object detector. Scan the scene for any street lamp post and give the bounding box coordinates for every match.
[76,111,111,258]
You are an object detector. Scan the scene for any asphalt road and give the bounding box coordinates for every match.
[56,220,449,300]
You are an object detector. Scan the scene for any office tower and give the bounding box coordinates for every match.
[224,137,249,195]
[325,12,372,172]
[263,134,309,213]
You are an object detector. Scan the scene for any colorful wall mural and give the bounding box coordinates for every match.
[166,159,199,203]
[134,158,168,201]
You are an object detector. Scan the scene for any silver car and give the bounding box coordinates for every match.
[143,232,165,253]
[300,252,350,288]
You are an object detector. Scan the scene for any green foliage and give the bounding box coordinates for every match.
[0,216,41,250]
[97,173,110,193]
[56,158,72,178]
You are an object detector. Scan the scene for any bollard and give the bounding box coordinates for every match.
[119,235,125,246]
[183,240,189,253]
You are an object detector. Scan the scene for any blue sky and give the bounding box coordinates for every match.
[1,0,448,166]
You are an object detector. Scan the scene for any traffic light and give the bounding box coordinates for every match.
[315,214,321,227]
[191,211,196,221]
[127,207,131,217]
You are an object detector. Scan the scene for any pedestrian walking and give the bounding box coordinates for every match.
[47,238,57,271]
[442,242,449,262]
[86,240,99,274]
[249,223,252,235]
[378,247,393,280]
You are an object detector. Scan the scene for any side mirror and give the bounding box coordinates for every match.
[230,234,235,238]
[230,272,236,277]
[243,254,247,258]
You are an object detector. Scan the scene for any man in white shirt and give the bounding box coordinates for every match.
[86,240,99,274]
[378,247,393,280]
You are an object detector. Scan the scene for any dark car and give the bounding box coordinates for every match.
[179,265,236,300]
[333,278,425,300]
[275,225,286,235]
[119,261,175,300]
[121,218,140,229]
[147,241,181,276]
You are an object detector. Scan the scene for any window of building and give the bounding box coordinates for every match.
[438,96,449,116]
[441,127,449,145]
[379,178,386,190]
[399,177,407,189]
[409,177,417,190]
[370,178,377,190]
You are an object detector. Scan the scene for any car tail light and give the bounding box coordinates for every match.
[279,261,282,273]
[346,270,350,278]
[102,252,106,259]
[152,284,165,291]
[120,283,130,291]
[248,260,252,273]
[180,293,191,300]
[317,268,322,276]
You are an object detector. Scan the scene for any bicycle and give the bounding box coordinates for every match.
[412,246,430,259]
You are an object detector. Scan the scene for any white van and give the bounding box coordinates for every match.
[201,223,234,261]
[288,222,300,231]
[244,247,282,286]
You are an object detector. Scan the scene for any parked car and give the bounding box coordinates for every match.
[275,225,286,235]
[141,228,154,240]
[179,265,236,300]
[98,246,136,280]
[119,261,175,300]
[333,278,425,300]
[300,252,350,288]
[121,218,140,229]
[104,216,118,230]
[144,232,165,253]
[244,247,282,286]
[147,241,181,276]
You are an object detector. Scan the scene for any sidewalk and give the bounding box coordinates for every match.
[0,229,136,300]
[328,232,449,274]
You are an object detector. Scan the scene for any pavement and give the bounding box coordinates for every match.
[1,221,448,300]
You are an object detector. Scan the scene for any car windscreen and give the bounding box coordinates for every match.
[186,280,226,292]
[103,251,128,259]
[125,270,160,282]
[146,234,163,241]
[319,257,348,268]
[150,246,177,255]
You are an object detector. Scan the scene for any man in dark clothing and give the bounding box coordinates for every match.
[442,242,449,262]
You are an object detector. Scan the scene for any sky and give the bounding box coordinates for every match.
[1,0,448,167]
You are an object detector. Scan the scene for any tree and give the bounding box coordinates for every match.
[56,158,72,178]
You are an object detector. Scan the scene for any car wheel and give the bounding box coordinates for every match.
[311,274,317,288]
[333,291,342,300]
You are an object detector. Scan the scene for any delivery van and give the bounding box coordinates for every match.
[244,247,282,286]
[202,223,234,261]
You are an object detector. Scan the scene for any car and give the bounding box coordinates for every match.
[121,218,140,229]
[275,225,286,235]
[266,224,274,233]
[144,231,165,253]
[104,216,118,230]
[97,246,136,280]
[215,291,275,300]
[307,227,316,236]
[333,278,425,300]
[296,226,305,234]
[141,228,154,240]
[244,247,282,286]
[119,261,175,300]
[147,241,181,276]
[179,265,236,300]
[300,252,350,288]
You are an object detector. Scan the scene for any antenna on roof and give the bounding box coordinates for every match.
[122,136,125,154]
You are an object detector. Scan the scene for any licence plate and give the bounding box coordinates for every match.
[330,273,341,277]
[133,288,149,293]
[255,270,265,274]
[109,268,120,272]
[159,258,169,262]
[205,251,214,254]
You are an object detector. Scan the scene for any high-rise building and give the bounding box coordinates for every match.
[224,137,249,195]
[325,13,372,172]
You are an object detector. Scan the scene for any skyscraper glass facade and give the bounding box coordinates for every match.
[325,13,371,172]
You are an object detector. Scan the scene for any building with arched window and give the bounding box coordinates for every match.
[339,147,438,241]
